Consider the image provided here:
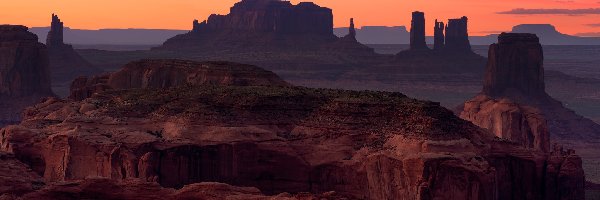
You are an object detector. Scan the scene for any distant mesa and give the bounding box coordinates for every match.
[45,14,102,87]
[155,0,374,54]
[0,25,54,125]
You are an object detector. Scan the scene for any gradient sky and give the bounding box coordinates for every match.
[1,0,600,36]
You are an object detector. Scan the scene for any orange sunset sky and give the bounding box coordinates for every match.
[1,0,600,36]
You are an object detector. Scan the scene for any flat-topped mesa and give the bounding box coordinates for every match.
[46,14,64,47]
[434,19,445,50]
[445,16,471,51]
[196,0,332,35]
[483,33,546,98]
[410,11,428,50]
[159,0,359,51]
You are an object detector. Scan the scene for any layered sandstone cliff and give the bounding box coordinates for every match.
[46,14,101,86]
[0,59,584,199]
[0,25,54,125]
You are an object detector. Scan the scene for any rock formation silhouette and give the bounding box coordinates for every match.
[0,25,54,125]
[0,58,585,199]
[348,18,357,39]
[159,0,368,52]
[46,14,64,47]
[483,33,545,98]
[45,14,101,90]
[434,19,445,50]
[409,11,427,50]
[445,16,471,51]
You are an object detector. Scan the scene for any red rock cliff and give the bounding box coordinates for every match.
[0,25,54,125]
[0,59,584,199]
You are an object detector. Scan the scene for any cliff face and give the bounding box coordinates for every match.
[45,14,101,86]
[0,59,584,199]
[0,25,54,125]
[483,33,545,98]
[459,95,550,152]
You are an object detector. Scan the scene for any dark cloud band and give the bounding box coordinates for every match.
[498,8,600,15]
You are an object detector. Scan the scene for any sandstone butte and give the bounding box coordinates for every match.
[458,33,600,153]
[0,59,585,199]
[0,25,54,126]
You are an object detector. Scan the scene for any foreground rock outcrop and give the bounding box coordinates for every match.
[0,59,585,199]
[46,14,101,87]
[0,25,54,125]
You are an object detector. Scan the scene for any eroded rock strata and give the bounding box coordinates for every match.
[0,25,54,125]
[0,59,584,199]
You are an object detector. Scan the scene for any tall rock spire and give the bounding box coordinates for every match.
[348,18,356,39]
[46,14,64,47]
[434,19,445,50]
[410,11,427,50]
